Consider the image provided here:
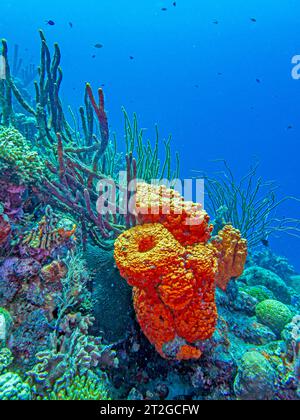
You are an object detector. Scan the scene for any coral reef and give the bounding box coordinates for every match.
[233,351,277,400]
[0,30,299,401]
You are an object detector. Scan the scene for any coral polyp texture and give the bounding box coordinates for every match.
[114,183,248,360]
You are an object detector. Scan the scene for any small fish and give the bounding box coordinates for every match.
[213,20,219,25]
[46,20,55,26]
[256,78,261,83]
[94,43,103,49]
[217,72,223,76]
[129,56,134,60]
[173,2,177,6]
[194,84,199,88]
[250,18,257,22]
[261,238,269,247]
[287,125,293,130]
[92,55,96,59]
[161,7,167,11]
[69,22,73,28]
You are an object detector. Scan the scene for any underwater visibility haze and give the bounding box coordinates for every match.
[0,0,299,402]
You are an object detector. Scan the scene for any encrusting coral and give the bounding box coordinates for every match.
[114,183,248,360]
[0,126,44,183]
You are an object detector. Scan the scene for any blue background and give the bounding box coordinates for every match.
[1,0,299,269]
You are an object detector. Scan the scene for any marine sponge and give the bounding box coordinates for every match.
[0,127,44,183]
[115,184,248,360]
[135,182,213,246]
[255,300,293,336]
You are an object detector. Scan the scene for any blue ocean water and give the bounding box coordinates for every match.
[1,0,299,268]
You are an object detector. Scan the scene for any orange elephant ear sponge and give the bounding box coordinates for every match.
[211,225,248,291]
[134,182,213,246]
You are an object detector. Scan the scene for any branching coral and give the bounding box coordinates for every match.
[115,183,248,360]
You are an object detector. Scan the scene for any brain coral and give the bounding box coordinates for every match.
[114,183,248,360]
[255,300,293,336]
[234,351,276,400]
